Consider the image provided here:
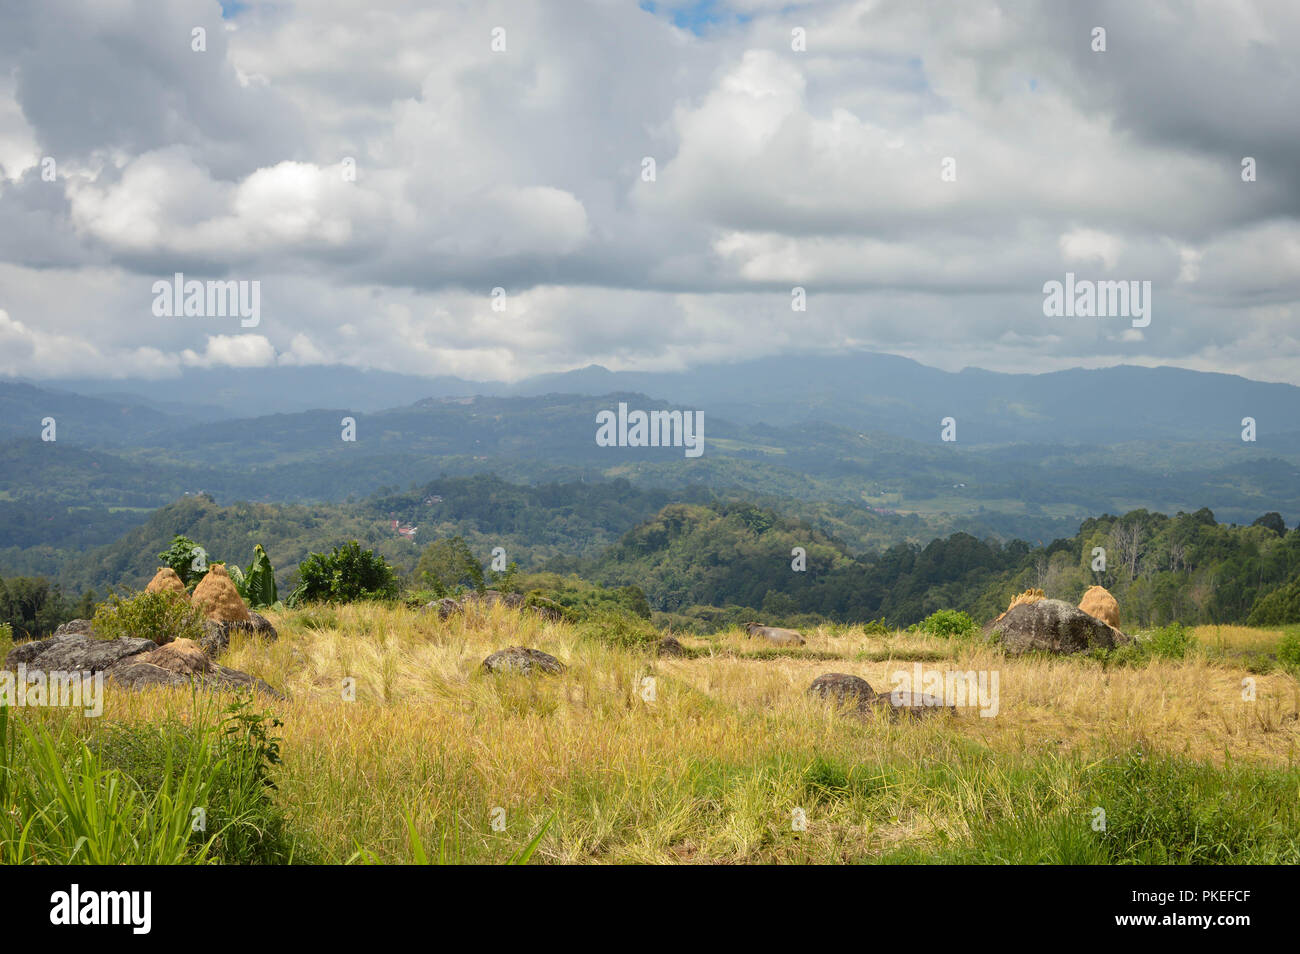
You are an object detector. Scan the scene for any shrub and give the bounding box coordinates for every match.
[920,609,978,638]
[524,591,576,623]
[578,610,660,650]
[157,535,209,589]
[1150,622,1196,661]
[91,589,205,645]
[289,541,399,605]
[1277,629,1300,670]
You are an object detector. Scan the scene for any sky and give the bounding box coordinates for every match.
[0,0,1297,385]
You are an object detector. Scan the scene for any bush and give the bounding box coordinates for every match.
[157,535,209,589]
[91,589,205,645]
[578,610,660,650]
[919,609,978,638]
[289,541,399,605]
[1150,622,1196,661]
[1277,629,1300,670]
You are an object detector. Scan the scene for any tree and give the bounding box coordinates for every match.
[1252,512,1287,537]
[415,536,485,596]
[158,535,208,588]
[289,542,399,605]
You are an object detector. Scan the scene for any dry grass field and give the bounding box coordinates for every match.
[21,603,1291,864]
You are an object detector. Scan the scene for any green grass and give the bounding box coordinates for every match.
[0,695,308,864]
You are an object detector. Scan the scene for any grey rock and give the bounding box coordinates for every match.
[989,598,1130,655]
[656,636,689,657]
[879,690,955,719]
[106,658,283,698]
[198,612,278,656]
[4,634,156,674]
[422,598,463,620]
[53,619,96,637]
[808,672,877,711]
[481,646,567,676]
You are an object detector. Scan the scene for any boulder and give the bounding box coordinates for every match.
[991,588,1045,626]
[145,567,188,597]
[106,657,282,697]
[466,590,527,610]
[422,598,464,620]
[807,673,952,719]
[52,619,96,638]
[4,633,156,673]
[481,646,567,676]
[882,690,955,719]
[3,632,279,696]
[198,611,278,656]
[656,635,689,658]
[808,673,876,711]
[1078,585,1121,629]
[989,598,1129,655]
[745,622,807,647]
[191,564,252,623]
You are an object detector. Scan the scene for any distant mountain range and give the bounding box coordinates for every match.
[2,352,1298,587]
[12,351,1300,446]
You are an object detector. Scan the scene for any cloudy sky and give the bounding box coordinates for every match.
[1,0,1298,385]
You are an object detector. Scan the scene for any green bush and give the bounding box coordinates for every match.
[91,589,205,645]
[578,610,660,650]
[157,535,209,589]
[1277,629,1300,670]
[289,541,399,605]
[1150,622,1196,661]
[919,609,978,638]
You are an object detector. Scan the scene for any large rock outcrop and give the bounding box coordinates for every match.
[988,598,1129,655]
[3,633,279,697]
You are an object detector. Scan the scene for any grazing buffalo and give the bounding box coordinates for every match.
[744,622,807,646]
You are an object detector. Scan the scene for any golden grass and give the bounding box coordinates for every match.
[72,603,1300,864]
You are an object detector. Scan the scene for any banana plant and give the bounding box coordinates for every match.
[229,544,278,610]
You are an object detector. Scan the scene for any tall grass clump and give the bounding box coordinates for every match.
[0,695,306,864]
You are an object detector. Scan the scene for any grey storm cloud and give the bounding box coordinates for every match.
[0,0,1296,385]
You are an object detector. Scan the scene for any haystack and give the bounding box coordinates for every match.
[138,638,212,675]
[191,564,252,623]
[145,567,187,597]
[994,588,1045,624]
[1078,585,1121,629]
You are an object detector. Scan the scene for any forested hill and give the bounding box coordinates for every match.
[575,502,1300,631]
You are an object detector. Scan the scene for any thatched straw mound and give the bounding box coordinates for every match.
[993,588,1045,624]
[138,638,212,675]
[1079,585,1121,629]
[191,564,252,623]
[145,567,187,597]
